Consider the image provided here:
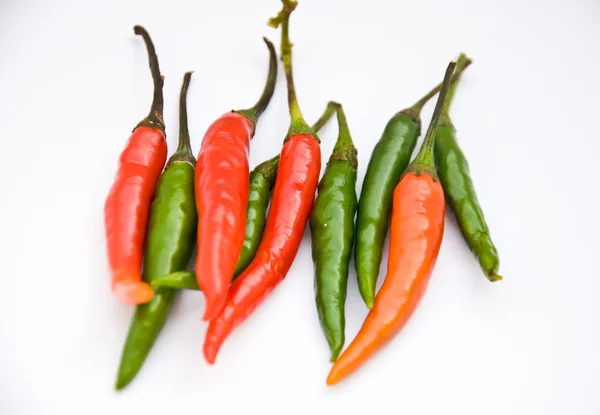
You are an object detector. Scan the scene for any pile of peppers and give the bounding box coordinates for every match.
[104,0,503,390]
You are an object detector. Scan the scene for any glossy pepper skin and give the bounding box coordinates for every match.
[310,104,358,361]
[152,270,198,290]
[354,60,472,308]
[195,38,278,321]
[234,155,280,276]
[434,55,502,282]
[104,26,167,305]
[151,105,338,292]
[204,132,320,363]
[203,0,331,364]
[152,155,279,291]
[328,61,456,386]
[354,113,420,308]
[115,73,197,390]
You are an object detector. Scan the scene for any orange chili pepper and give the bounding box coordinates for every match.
[104,26,166,305]
[327,60,457,386]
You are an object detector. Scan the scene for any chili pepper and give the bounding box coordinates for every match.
[434,56,502,282]
[233,154,279,275]
[150,155,280,292]
[203,0,328,364]
[150,102,340,291]
[327,61,456,386]
[354,59,472,308]
[195,37,278,321]
[233,100,340,275]
[309,103,357,361]
[104,25,167,305]
[115,72,197,390]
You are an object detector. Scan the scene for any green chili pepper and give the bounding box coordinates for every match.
[434,55,502,282]
[151,102,340,291]
[149,157,278,292]
[115,73,197,390]
[309,103,357,361]
[150,153,280,292]
[354,60,472,308]
[234,154,279,275]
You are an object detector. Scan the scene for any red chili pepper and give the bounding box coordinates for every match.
[104,26,167,306]
[195,38,278,321]
[203,0,322,363]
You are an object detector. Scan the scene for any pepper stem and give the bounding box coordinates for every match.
[330,104,358,167]
[311,101,339,133]
[402,54,472,122]
[169,72,196,165]
[237,37,278,127]
[253,100,338,186]
[268,0,312,139]
[408,60,457,175]
[252,154,280,185]
[440,53,471,125]
[133,25,165,131]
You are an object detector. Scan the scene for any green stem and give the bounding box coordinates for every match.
[330,104,358,167]
[311,101,339,133]
[409,60,457,174]
[133,25,165,131]
[252,100,338,185]
[402,54,472,122]
[177,73,193,154]
[237,37,278,127]
[440,53,471,125]
[253,154,280,185]
[268,0,312,139]
[169,72,196,165]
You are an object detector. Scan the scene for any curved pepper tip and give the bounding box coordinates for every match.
[112,280,154,305]
[488,272,503,282]
[326,351,356,386]
[329,347,342,363]
[114,375,130,391]
[203,342,219,365]
[362,295,374,310]
[326,369,340,386]
[358,283,375,309]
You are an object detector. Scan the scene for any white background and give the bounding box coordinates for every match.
[1,0,599,413]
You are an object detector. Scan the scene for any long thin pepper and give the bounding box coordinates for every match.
[203,0,327,364]
[327,60,457,386]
